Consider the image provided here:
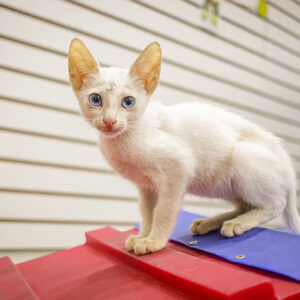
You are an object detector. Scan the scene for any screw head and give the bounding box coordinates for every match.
[234,254,246,259]
[188,240,199,245]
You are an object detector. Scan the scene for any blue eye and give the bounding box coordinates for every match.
[122,96,136,109]
[88,93,102,106]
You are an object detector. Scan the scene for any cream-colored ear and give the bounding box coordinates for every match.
[68,38,99,92]
[130,42,161,95]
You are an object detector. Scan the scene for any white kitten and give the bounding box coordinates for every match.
[68,38,300,255]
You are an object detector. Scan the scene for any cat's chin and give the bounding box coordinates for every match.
[98,127,124,138]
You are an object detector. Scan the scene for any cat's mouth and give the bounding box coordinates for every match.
[96,125,123,137]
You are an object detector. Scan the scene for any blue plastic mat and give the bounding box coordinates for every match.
[137,210,300,281]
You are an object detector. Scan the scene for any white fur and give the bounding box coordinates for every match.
[73,65,300,255]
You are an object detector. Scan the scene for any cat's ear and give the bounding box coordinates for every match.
[130,42,161,95]
[68,38,99,92]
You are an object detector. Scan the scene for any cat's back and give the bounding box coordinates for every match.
[151,101,240,125]
[149,101,242,136]
[148,101,283,153]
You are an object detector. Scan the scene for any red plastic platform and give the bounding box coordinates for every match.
[1,227,300,299]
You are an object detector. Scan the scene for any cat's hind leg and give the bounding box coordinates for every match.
[221,142,288,237]
[221,198,286,237]
[190,200,249,235]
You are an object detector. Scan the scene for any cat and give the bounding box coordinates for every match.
[68,38,300,255]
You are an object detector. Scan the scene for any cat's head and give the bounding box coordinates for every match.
[68,38,161,138]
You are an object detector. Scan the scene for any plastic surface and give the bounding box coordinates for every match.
[0,225,299,299]
[0,256,38,300]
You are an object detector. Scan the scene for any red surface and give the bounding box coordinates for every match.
[1,227,300,299]
[0,256,37,300]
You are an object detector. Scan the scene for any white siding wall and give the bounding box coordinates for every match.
[0,0,299,263]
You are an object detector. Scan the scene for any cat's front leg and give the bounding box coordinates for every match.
[126,187,157,251]
[133,176,186,255]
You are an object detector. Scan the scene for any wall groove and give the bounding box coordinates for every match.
[0,126,97,146]
[0,157,114,175]
[0,218,135,226]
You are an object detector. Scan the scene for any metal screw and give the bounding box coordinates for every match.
[234,254,246,259]
[188,240,199,245]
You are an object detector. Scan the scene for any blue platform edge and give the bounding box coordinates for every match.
[136,210,300,282]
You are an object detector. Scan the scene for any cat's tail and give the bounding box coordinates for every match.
[283,172,300,234]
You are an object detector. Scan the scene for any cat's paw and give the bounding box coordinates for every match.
[189,218,218,235]
[133,237,167,255]
[125,234,141,251]
[221,220,246,237]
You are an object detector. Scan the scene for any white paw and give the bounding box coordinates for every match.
[190,218,217,235]
[133,237,167,255]
[221,220,246,237]
[125,234,142,251]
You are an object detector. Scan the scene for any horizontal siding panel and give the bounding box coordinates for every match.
[294,161,300,173]
[281,142,300,159]
[0,132,110,171]
[182,0,300,58]
[2,40,300,136]
[0,161,138,198]
[0,251,54,264]
[1,0,300,105]
[0,192,139,223]
[72,0,300,101]
[267,2,300,38]
[221,0,300,53]
[1,38,300,139]
[0,100,97,143]
[269,0,300,22]
[0,38,68,83]
[132,0,300,85]
[214,9,300,67]
[1,5,299,109]
[0,69,76,111]
[0,223,131,248]
[2,32,300,128]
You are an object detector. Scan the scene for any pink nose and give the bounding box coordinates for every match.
[103,118,117,128]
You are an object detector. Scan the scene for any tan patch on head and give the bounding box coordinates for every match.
[130,42,161,95]
[68,38,99,92]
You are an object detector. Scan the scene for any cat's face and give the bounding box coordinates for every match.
[68,38,161,138]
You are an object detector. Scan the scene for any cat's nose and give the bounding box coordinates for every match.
[103,118,117,128]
